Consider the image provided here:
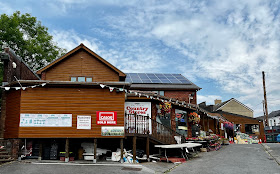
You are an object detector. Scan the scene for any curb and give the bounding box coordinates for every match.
[262,144,280,165]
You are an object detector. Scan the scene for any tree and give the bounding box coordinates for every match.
[0,11,66,70]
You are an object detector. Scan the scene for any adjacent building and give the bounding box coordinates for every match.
[199,99,264,140]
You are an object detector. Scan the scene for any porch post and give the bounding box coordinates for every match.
[202,114,205,131]
[133,136,137,163]
[120,138,124,163]
[65,138,69,162]
[207,116,209,131]
[38,140,43,161]
[93,138,97,163]
[146,136,150,161]
[170,108,176,131]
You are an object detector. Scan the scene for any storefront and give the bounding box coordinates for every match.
[1,43,229,162]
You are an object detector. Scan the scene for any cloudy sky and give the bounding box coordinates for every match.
[1,0,280,117]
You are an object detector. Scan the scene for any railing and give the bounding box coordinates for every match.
[125,113,183,144]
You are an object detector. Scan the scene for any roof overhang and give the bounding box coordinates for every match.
[5,80,131,88]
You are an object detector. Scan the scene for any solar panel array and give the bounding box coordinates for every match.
[125,73,191,84]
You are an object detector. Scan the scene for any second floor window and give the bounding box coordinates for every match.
[71,76,93,82]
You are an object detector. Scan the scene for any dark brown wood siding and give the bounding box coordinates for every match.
[4,90,21,139]
[19,87,125,138]
[44,50,120,82]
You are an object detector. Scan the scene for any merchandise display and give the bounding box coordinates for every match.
[235,132,259,144]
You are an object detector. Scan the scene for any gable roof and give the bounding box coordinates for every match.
[214,98,253,112]
[268,110,280,118]
[36,43,126,77]
[256,110,280,119]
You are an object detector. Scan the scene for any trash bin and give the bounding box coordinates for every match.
[277,134,280,143]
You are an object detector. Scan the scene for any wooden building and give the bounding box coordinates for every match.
[199,99,264,140]
[1,44,130,161]
[1,43,221,162]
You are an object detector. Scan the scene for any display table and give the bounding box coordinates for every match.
[155,142,202,161]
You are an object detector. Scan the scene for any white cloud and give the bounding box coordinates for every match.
[51,30,100,52]
[12,0,278,116]
[51,29,163,73]
[101,0,280,116]
[197,95,222,105]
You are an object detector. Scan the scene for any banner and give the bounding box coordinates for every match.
[20,114,72,127]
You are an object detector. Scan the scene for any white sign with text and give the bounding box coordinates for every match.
[77,115,91,129]
[125,102,152,134]
[20,114,72,127]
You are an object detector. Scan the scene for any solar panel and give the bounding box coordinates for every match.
[126,78,132,83]
[125,73,192,84]
[142,79,152,83]
[151,79,161,83]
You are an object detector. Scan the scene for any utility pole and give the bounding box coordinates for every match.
[262,71,269,127]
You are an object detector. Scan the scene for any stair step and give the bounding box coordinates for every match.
[0,152,9,155]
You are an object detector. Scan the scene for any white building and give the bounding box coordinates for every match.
[268,110,280,126]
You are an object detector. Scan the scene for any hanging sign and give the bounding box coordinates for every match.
[96,111,117,125]
[20,114,72,127]
[77,115,91,129]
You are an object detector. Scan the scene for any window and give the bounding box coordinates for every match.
[159,91,165,96]
[152,91,165,96]
[245,124,259,134]
[70,76,93,82]
[78,77,85,82]
[86,77,92,82]
[156,104,171,127]
[71,77,77,82]
[175,109,187,136]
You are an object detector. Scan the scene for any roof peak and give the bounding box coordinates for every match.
[37,44,126,77]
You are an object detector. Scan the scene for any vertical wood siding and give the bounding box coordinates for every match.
[18,87,125,138]
[44,50,120,82]
[4,90,21,138]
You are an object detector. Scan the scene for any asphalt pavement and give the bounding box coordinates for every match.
[263,143,280,165]
[169,144,280,174]
[0,144,279,174]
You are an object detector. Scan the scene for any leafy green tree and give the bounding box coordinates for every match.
[0,11,66,70]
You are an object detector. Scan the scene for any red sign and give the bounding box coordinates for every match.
[96,111,117,125]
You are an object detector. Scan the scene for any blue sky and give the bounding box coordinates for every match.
[1,0,280,117]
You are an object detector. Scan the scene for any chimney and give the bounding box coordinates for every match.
[215,99,222,105]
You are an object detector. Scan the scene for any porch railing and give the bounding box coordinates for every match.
[125,113,183,144]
